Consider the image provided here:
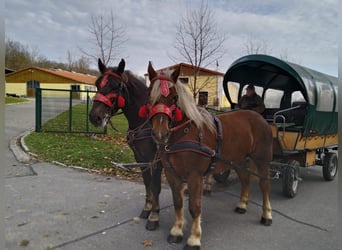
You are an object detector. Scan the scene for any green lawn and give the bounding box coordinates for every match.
[25,112,142,180]
[5,96,29,104]
[41,103,109,133]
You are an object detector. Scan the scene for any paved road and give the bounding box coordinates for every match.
[4,100,338,250]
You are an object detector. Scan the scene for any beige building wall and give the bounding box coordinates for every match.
[187,75,219,106]
[6,82,96,99]
[5,68,96,99]
[6,83,26,96]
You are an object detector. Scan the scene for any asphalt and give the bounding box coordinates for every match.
[4,100,338,250]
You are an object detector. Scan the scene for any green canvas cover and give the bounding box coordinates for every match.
[223,54,338,136]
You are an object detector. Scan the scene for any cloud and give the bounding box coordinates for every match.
[5,0,338,76]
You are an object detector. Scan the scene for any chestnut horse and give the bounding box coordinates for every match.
[144,62,273,250]
[89,59,162,230]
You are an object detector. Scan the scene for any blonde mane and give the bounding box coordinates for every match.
[150,70,216,134]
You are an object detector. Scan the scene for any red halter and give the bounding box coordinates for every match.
[93,70,125,108]
[138,103,183,121]
[139,73,182,121]
[150,73,175,97]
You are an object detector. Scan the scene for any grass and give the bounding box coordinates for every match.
[41,103,107,133]
[5,96,29,104]
[24,111,142,180]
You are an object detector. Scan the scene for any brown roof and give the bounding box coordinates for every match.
[6,66,97,84]
[144,62,224,77]
[5,67,15,74]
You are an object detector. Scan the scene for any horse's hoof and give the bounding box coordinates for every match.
[260,217,272,226]
[235,207,247,214]
[184,244,200,250]
[203,190,211,196]
[145,220,159,231]
[167,234,183,244]
[139,210,151,219]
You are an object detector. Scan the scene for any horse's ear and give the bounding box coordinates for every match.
[98,58,106,74]
[148,61,157,82]
[118,59,125,74]
[171,64,181,83]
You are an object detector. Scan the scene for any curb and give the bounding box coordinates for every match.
[14,130,104,175]
[9,130,33,163]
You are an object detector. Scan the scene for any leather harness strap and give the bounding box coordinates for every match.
[160,115,269,180]
[161,115,223,176]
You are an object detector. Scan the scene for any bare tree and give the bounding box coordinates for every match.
[66,50,91,73]
[66,50,75,71]
[5,39,32,69]
[75,56,91,73]
[79,9,127,66]
[244,36,272,55]
[172,1,226,99]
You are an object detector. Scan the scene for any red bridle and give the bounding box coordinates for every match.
[139,103,182,121]
[150,73,174,97]
[93,70,125,108]
[139,74,183,122]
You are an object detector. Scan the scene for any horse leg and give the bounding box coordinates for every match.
[202,174,213,196]
[166,169,185,244]
[146,162,163,230]
[257,163,272,226]
[185,176,203,250]
[234,167,250,214]
[140,167,152,219]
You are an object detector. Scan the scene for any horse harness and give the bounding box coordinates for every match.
[126,119,155,162]
[158,115,269,181]
[93,70,126,109]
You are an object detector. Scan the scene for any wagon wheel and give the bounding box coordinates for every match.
[213,170,231,183]
[322,152,338,181]
[282,160,300,198]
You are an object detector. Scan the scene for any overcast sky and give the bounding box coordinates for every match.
[5,0,338,76]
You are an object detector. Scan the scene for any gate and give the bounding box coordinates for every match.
[35,88,106,134]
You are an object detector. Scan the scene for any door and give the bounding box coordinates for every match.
[26,80,40,97]
[71,84,81,99]
[198,91,208,106]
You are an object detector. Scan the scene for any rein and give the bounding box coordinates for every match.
[170,119,192,132]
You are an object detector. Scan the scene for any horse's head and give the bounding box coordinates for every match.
[89,58,127,127]
[143,62,183,143]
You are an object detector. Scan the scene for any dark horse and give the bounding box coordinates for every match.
[143,62,273,249]
[89,59,162,230]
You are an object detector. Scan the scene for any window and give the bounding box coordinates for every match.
[264,89,284,108]
[227,81,240,103]
[27,80,40,89]
[241,85,264,97]
[302,77,315,105]
[84,85,95,92]
[179,77,189,84]
[316,81,334,112]
[198,91,208,106]
[71,85,80,91]
[291,91,305,104]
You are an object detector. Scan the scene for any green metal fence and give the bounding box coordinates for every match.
[35,88,106,134]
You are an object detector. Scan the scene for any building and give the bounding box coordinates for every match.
[5,66,97,99]
[145,63,230,109]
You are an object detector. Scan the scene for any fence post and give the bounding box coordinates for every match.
[69,90,73,132]
[86,90,89,133]
[35,88,42,132]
